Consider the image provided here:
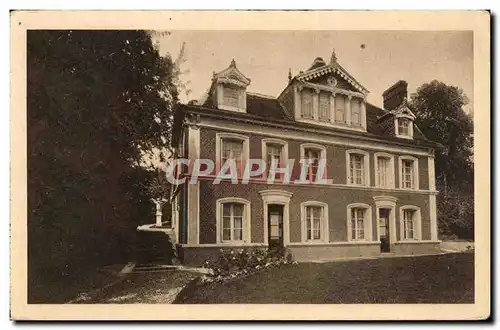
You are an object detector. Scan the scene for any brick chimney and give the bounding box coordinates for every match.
[382,80,408,110]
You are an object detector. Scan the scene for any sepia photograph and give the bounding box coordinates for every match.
[10,10,490,320]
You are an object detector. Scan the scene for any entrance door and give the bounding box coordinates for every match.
[379,208,391,252]
[268,204,284,248]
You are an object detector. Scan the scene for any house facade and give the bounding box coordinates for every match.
[170,51,441,265]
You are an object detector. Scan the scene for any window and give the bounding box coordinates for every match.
[222,203,244,241]
[350,208,366,240]
[347,203,373,242]
[398,156,419,190]
[395,116,414,139]
[216,133,250,179]
[349,154,364,185]
[402,160,413,188]
[346,150,370,186]
[216,198,251,244]
[319,92,330,121]
[262,139,289,181]
[301,89,313,118]
[301,201,329,242]
[267,143,282,169]
[223,86,241,108]
[305,205,322,240]
[222,139,243,175]
[351,98,361,126]
[335,94,345,123]
[402,209,415,240]
[304,148,320,182]
[374,153,395,188]
[398,118,410,136]
[300,144,327,184]
[399,206,421,241]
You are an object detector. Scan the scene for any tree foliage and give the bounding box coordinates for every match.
[410,80,474,239]
[27,30,178,302]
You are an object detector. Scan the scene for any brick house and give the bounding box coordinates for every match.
[170,51,441,265]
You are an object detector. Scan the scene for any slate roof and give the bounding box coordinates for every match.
[178,92,438,149]
[202,92,291,120]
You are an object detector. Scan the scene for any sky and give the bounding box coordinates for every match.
[154,31,473,113]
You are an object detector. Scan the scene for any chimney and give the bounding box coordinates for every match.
[382,80,408,110]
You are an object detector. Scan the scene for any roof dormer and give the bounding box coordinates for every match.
[392,98,416,139]
[281,49,370,132]
[211,59,251,113]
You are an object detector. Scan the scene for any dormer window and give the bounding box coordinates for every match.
[391,98,416,140]
[395,117,414,139]
[223,85,243,108]
[398,118,410,136]
[212,59,251,113]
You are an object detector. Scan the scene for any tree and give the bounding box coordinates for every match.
[27,30,178,302]
[409,80,474,239]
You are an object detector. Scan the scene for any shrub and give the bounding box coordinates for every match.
[202,247,296,283]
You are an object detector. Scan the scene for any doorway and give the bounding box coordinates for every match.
[268,204,284,248]
[379,208,391,252]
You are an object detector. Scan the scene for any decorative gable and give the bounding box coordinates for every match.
[211,59,251,113]
[284,49,369,132]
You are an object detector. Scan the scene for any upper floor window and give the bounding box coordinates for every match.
[216,133,250,178]
[351,98,361,126]
[222,139,243,174]
[346,150,370,186]
[262,138,289,180]
[300,143,327,183]
[319,92,330,121]
[301,89,313,118]
[305,148,320,182]
[398,155,419,190]
[301,201,329,242]
[335,94,345,123]
[374,152,395,188]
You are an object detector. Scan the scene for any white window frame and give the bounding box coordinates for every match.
[335,94,346,124]
[300,143,327,183]
[346,149,370,186]
[216,197,251,244]
[398,155,419,190]
[218,83,247,113]
[216,132,250,179]
[261,138,289,178]
[374,152,395,189]
[318,91,331,122]
[346,203,373,242]
[300,201,329,243]
[301,88,314,119]
[399,205,422,241]
[394,116,414,139]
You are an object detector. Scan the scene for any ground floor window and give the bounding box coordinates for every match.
[301,201,329,242]
[347,203,373,242]
[216,198,251,244]
[350,208,365,240]
[399,205,421,241]
[402,209,415,240]
[222,203,244,241]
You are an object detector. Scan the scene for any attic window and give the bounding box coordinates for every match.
[395,117,414,139]
[224,86,241,108]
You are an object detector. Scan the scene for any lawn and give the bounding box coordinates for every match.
[174,252,474,304]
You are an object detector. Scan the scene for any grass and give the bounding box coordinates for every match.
[174,252,474,304]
